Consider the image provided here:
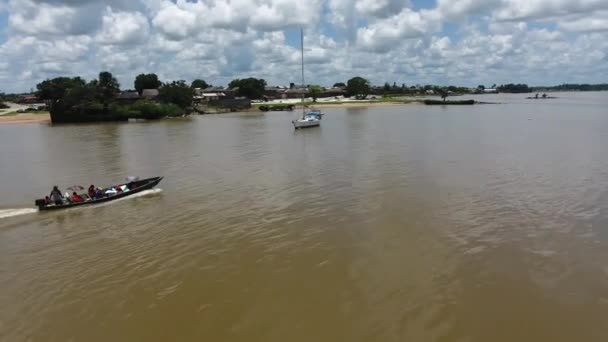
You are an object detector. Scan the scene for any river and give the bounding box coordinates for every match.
[1,92,608,341]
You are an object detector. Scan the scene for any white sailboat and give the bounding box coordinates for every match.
[292,28,323,129]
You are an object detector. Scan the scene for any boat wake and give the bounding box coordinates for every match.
[115,188,163,202]
[0,208,38,219]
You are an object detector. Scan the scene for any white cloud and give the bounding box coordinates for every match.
[328,0,357,41]
[98,8,149,45]
[0,0,607,92]
[8,1,78,35]
[356,9,442,52]
[437,0,501,20]
[558,11,608,32]
[151,1,197,40]
[495,0,608,21]
[250,0,323,30]
[356,0,411,18]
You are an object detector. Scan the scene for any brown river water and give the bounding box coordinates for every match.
[1,92,608,341]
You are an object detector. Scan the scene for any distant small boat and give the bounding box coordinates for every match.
[424,99,475,105]
[526,93,557,99]
[35,177,163,211]
[526,96,558,99]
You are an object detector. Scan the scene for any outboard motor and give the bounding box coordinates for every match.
[35,199,47,208]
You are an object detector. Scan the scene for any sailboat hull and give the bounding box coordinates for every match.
[293,119,321,129]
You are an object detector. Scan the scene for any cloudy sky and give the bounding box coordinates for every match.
[0,0,607,92]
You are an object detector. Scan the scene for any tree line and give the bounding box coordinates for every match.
[27,71,608,123]
[496,84,532,93]
[536,84,608,92]
[37,72,198,123]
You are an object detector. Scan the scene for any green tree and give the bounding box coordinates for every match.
[346,77,370,98]
[309,85,322,102]
[134,73,161,95]
[333,82,346,87]
[96,71,120,108]
[497,83,531,93]
[36,77,87,109]
[191,79,209,89]
[477,85,485,90]
[159,80,193,109]
[383,82,391,91]
[36,77,95,122]
[228,78,267,99]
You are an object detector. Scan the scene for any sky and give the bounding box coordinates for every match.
[0,0,607,92]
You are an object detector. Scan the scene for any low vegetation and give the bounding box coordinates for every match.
[535,83,608,92]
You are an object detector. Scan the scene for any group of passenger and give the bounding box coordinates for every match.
[45,183,132,206]
[88,185,104,199]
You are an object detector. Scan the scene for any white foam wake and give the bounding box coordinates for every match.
[0,208,38,219]
[114,188,163,202]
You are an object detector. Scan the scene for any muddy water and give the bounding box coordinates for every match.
[1,92,608,341]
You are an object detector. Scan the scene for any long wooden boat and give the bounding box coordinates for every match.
[424,99,476,105]
[35,177,163,211]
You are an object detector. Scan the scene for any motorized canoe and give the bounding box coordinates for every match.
[35,177,163,211]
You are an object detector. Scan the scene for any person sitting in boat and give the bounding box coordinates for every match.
[88,185,96,199]
[71,192,84,203]
[49,186,64,205]
[44,196,51,204]
[95,187,104,199]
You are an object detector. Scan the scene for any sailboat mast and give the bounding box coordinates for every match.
[301,28,305,117]
[301,28,305,89]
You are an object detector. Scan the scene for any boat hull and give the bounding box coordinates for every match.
[36,177,163,211]
[293,119,320,129]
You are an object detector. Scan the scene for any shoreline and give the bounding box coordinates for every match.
[0,102,421,124]
[253,101,423,110]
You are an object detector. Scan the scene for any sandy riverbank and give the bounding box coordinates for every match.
[0,113,51,125]
[254,100,423,110]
